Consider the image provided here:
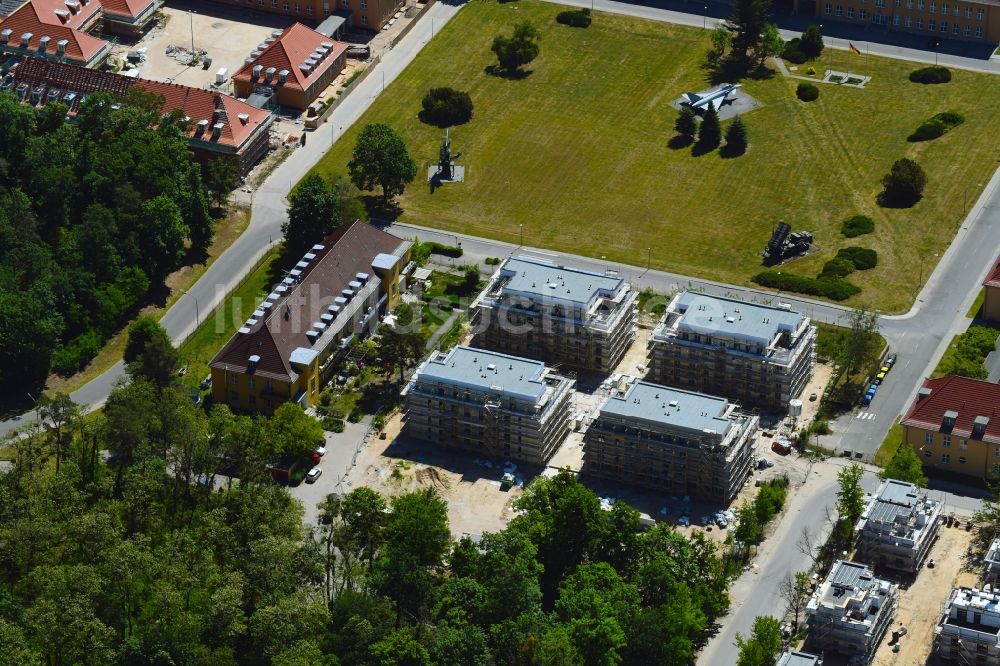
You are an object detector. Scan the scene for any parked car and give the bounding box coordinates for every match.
[886,353,898,368]
[875,371,886,384]
[306,467,322,483]
[869,383,879,394]
[862,393,873,406]
[314,445,327,457]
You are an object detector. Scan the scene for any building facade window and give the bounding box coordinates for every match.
[942,2,948,12]
[860,8,868,18]
[907,0,913,7]
[953,23,959,32]
[876,0,884,7]
[283,0,289,8]
[977,7,984,19]
[361,14,368,24]
[964,25,971,35]
[918,0,924,9]
[976,26,983,37]
[837,4,844,15]
[825,3,832,13]
[925,431,934,445]
[965,6,971,17]
[916,18,924,27]
[929,2,936,12]
[272,0,277,7]
[943,434,951,447]
[905,15,912,26]
[894,15,901,25]
[875,14,887,24]
[942,454,950,464]
[294,2,300,11]
[928,18,936,29]
[941,21,948,31]
[959,456,967,464]
[848,6,855,17]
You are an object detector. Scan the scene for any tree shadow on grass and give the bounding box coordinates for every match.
[484,65,532,80]
[704,56,776,85]
[668,135,694,150]
[690,140,719,157]
[361,195,403,224]
[719,144,746,159]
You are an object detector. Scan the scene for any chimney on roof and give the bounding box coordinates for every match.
[917,387,932,400]
[65,0,80,13]
[264,66,276,82]
[237,112,250,125]
[56,39,68,56]
[38,36,50,53]
[54,8,70,21]
[20,33,33,49]
[252,64,263,80]
[0,29,11,44]
[277,69,288,85]
[195,118,209,136]
[299,63,311,76]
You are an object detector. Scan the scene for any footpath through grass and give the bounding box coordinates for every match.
[313,0,1000,312]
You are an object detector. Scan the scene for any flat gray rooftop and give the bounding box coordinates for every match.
[879,479,919,506]
[829,560,873,589]
[498,256,623,307]
[673,292,805,347]
[776,651,822,666]
[599,380,732,434]
[416,345,551,403]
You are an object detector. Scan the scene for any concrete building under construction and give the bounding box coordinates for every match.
[854,479,942,573]
[582,376,758,504]
[934,586,1000,664]
[806,560,898,662]
[402,345,574,465]
[647,292,816,413]
[471,255,637,375]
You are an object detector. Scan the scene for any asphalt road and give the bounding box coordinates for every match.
[0,0,464,438]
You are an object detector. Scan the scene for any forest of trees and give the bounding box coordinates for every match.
[0,88,214,406]
[1,374,737,665]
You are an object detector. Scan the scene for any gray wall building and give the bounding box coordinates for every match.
[582,376,757,504]
[806,560,898,662]
[934,587,1000,664]
[855,479,942,573]
[985,539,1000,588]
[471,256,637,374]
[403,345,574,465]
[647,292,816,413]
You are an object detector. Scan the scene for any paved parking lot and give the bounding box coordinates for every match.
[111,3,295,90]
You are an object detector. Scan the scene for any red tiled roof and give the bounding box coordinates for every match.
[211,221,407,382]
[6,58,272,151]
[985,256,1000,289]
[135,78,271,150]
[100,0,154,18]
[902,376,1000,445]
[16,0,101,30]
[233,22,348,92]
[0,2,106,62]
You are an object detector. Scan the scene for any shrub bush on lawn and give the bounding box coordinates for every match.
[796,82,819,102]
[556,8,592,27]
[420,87,473,127]
[821,257,856,279]
[837,246,878,270]
[880,157,927,208]
[806,66,816,76]
[783,38,808,64]
[909,65,951,83]
[908,111,964,142]
[752,271,861,300]
[841,215,874,238]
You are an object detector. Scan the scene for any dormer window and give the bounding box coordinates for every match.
[942,410,958,432]
[973,416,990,440]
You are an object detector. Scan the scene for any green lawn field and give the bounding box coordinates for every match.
[313,0,1000,312]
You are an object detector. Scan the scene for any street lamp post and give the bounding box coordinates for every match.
[647,247,651,270]
[184,289,201,328]
[519,223,523,247]
[189,11,195,56]
[703,5,708,28]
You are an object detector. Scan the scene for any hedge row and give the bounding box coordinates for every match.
[909,66,951,84]
[426,241,463,258]
[841,215,874,238]
[752,271,861,301]
[836,246,878,270]
[908,111,965,142]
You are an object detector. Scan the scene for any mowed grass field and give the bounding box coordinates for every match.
[313,0,1000,312]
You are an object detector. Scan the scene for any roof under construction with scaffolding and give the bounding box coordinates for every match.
[598,379,734,435]
[414,345,559,404]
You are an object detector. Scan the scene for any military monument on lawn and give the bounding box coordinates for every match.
[428,129,465,184]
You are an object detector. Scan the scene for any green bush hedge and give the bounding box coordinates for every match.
[50,330,103,376]
[425,241,463,258]
[909,66,951,84]
[782,38,808,64]
[796,82,819,102]
[837,246,878,270]
[908,111,964,142]
[841,215,874,238]
[556,8,592,27]
[752,271,861,300]
[420,87,473,127]
[820,257,856,279]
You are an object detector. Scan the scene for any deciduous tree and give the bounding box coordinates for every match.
[880,442,928,487]
[283,173,342,256]
[491,23,541,73]
[348,123,418,205]
[735,615,782,666]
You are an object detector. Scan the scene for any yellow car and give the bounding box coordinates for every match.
[875,372,886,383]
[880,365,890,374]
